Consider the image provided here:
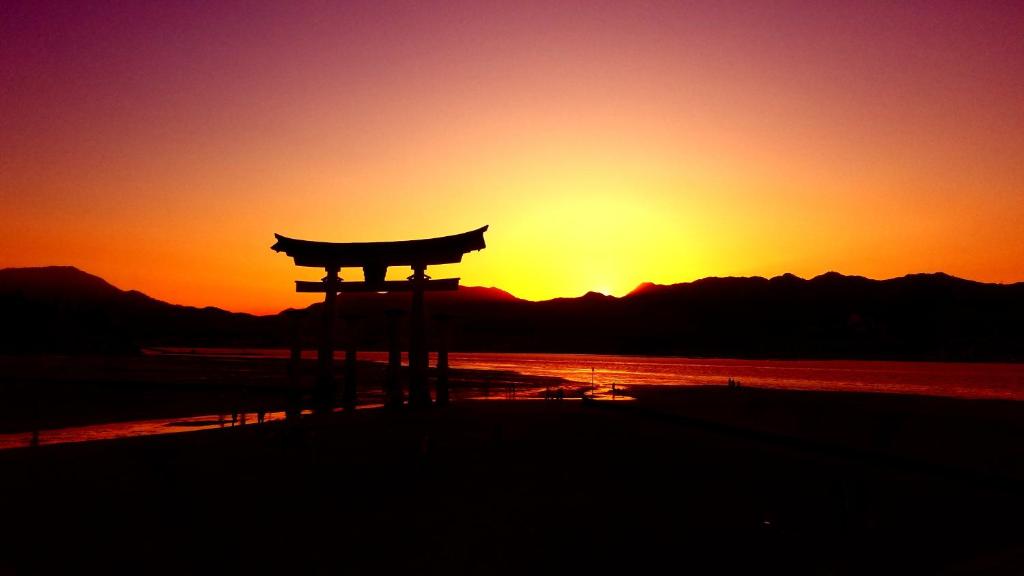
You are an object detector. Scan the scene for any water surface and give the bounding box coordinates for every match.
[5,350,1021,450]
[162,348,1024,401]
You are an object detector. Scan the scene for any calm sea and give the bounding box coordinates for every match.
[172,348,1024,401]
[3,350,1020,449]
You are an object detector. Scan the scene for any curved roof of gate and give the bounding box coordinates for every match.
[271,225,488,268]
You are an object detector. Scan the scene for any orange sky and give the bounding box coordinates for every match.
[3,2,1023,314]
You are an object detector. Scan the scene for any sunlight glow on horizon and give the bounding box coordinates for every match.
[2,2,1022,314]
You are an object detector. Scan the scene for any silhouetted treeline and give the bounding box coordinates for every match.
[2,266,1023,361]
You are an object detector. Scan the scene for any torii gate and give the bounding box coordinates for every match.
[271,226,488,412]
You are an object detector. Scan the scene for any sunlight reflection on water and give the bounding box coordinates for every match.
[171,349,1024,400]
[0,405,384,451]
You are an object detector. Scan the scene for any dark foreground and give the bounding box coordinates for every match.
[3,387,1024,575]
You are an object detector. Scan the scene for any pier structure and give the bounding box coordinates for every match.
[272,226,488,412]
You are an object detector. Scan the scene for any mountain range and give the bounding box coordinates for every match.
[2,266,1023,361]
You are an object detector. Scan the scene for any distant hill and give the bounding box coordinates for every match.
[2,266,1023,361]
[0,266,128,301]
[598,271,1024,361]
[0,266,281,354]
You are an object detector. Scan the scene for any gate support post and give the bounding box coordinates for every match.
[314,266,339,415]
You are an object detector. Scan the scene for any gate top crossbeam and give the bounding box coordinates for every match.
[271,225,488,269]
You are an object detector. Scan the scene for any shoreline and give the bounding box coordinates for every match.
[3,350,1024,439]
[5,381,1024,484]
[0,353,574,434]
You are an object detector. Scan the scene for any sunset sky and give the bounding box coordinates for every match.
[3,1,1022,314]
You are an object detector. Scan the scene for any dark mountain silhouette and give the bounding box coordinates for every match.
[2,266,1023,361]
[0,267,283,354]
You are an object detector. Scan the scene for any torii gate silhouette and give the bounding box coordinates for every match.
[272,226,488,412]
